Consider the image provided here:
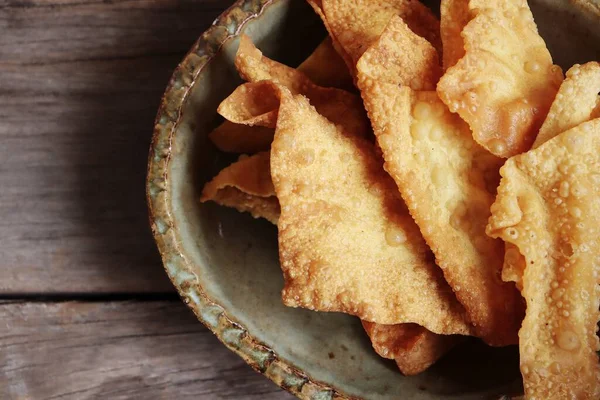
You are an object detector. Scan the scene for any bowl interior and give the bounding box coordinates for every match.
[164,0,600,398]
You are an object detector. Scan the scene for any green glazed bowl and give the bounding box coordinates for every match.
[147,0,600,398]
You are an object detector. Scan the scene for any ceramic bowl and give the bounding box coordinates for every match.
[147,0,600,398]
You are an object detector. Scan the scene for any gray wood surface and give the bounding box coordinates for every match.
[0,0,227,293]
[0,300,293,399]
[0,1,291,398]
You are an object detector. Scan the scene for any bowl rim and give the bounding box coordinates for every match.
[146,0,359,398]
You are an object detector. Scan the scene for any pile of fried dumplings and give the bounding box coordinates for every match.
[200,0,600,398]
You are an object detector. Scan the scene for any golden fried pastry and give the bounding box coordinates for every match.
[357,15,521,346]
[271,87,472,333]
[209,35,355,153]
[488,119,600,399]
[437,0,563,157]
[362,322,461,375]
[200,152,279,224]
[533,62,600,149]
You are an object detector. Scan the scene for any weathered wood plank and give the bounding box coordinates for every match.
[0,0,227,293]
[0,300,293,399]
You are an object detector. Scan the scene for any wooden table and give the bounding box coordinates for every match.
[0,1,292,398]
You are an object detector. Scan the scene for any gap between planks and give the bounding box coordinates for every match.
[0,293,180,304]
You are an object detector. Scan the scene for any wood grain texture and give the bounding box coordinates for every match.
[0,0,229,293]
[0,1,293,397]
[1,300,293,399]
